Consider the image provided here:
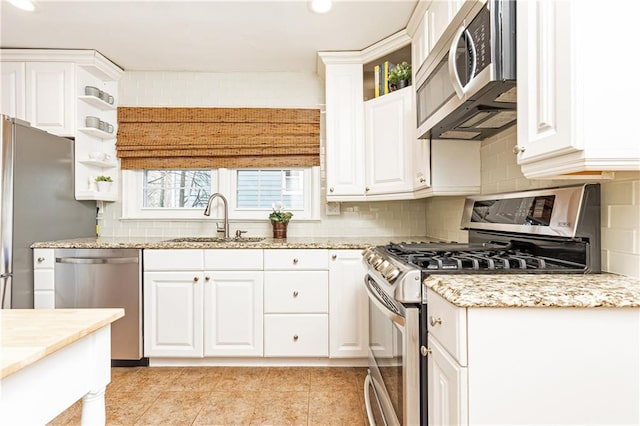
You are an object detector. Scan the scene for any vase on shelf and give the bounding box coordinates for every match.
[271,221,288,239]
[96,181,112,193]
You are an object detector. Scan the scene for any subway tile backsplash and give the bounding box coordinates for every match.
[105,72,640,277]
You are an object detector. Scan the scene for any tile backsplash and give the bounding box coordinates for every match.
[101,71,428,239]
[105,72,640,277]
[424,126,640,278]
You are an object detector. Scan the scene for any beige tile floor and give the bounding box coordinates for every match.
[49,366,369,426]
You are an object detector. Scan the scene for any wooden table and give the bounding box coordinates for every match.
[0,308,124,425]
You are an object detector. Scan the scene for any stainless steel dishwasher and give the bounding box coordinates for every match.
[54,248,143,363]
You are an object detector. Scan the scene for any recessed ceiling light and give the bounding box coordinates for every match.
[310,0,332,14]
[7,0,36,12]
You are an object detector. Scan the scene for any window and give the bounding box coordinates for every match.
[122,167,320,220]
[144,170,212,208]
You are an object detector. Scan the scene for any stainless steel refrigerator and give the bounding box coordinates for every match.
[1,115,96,309]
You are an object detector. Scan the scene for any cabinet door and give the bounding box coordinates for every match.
[203,271,263,357]
[329,250,368,358]
[25,62,75,136]
[1,62,26,120]
[429,0,456,52]
[516,0,578,164]
[143,271,203,357]
[325,62,365,198]
[427,335,468,426]
[364,88,413,195]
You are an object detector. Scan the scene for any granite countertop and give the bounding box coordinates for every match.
[0,308,124,379]
[31,236,429,250]
[424,274,640,308]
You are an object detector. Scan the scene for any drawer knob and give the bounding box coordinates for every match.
[329,187,334,193]
[419,177,426,183]
[205,276,210,282]
[293,334,299,341]
[512,145,526,155]
[429,316,442,326]
[293,258,299,265]
[421,346,432,357]
[193,276,199,282]
[37,257,45,263]
[331,254,337,260]
[293,290,299,297]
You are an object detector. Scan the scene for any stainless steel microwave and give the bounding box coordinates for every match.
[416,0,516,141]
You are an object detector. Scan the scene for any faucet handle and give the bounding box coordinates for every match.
[235,229,248,238]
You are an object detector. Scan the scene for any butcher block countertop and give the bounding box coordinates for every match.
[0,308,124,379]
[31,236,428,250]
[424,274,640,308]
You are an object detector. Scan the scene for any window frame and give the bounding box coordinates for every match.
[121,167,321,221]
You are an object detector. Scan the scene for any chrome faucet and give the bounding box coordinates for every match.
[203,193,229,238]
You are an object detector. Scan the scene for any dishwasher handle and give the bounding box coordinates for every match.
[56,257,139,265]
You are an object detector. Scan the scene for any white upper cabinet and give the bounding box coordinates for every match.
[25,62,75,137]
[323,61,366,198]
[364,87,414,195]
[1,62,26,120]
[516,1,640,178]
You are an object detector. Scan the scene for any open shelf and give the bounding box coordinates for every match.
[78,159,118,169]
[75,190,118,202]
[78,95,116,111]
[78,127,115,140]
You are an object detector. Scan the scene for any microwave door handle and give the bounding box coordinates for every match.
[448,26,468,99]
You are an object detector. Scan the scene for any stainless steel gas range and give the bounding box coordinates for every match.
[362,184,601,426]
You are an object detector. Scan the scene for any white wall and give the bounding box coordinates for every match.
[100,71,428,238]
[424,126,640,278]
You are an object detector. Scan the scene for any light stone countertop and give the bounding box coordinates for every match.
[424,274,640,308]
[30,236,430,250]
[0,308,124,379]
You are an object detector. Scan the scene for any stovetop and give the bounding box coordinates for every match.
[381,241,586,273]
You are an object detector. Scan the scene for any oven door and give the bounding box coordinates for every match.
[364,273,420,426]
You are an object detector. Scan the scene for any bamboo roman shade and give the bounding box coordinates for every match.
[116,107,320,170]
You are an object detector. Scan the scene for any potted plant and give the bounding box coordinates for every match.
[389,61,412,91]
[95,175,113,192]
[269,203,293,239]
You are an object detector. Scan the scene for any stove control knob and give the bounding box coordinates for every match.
[371,255,384,268]
[384,267,401,283]
[376,260,390,272]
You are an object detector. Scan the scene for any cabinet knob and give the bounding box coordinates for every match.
[419,177,426,183]
[331,254,337,260]
[37,257,45,263]
[293,258,299,265]
[193,276,199,282]
[329,187,334,193]
[293,290,299,297]
[293,334,299,341]
[420,346,432,357]
[429,316,442,327]
[205,276,210,282]
[512,145,526,155]
[365,187,370,192]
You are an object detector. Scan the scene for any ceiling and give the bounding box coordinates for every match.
[0,0,418,73]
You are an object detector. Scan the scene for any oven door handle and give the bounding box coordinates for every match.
[364,275,405,328]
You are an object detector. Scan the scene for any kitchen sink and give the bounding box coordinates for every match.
[165,237,265,243]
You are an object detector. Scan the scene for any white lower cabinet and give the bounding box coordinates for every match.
[33,248,55,309]
[203,271,263,357]
[328,250,368,358]
[143,271,203,357]
[142,248,368,361]
[426,289,640,425]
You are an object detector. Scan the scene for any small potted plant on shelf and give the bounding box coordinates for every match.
[95,175,113,192]
[389,61,412,91]
[269,203,293,239]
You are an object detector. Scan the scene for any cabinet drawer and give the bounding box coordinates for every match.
[204,249,263,270]
[264,249,329,270]
[264,314,328,357]
[34,269,54,291]
[144,249,203,271]
[427,289,467,366]
[264,271,328,313]
[34,290,54,309]
[33,249,54,269]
